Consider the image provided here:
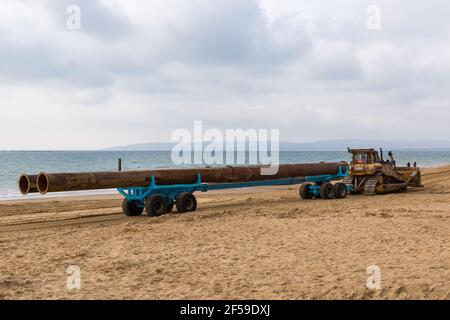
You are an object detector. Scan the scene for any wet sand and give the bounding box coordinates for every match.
[0,165,449,299]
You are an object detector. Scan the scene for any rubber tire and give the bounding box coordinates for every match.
[320,183,335,199]
[299,183,313,199]
[145,195,168,217]
[176,192,197,213]
[335,183,348,199]
[122,199,144,216]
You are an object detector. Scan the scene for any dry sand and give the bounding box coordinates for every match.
[0,165,449,300]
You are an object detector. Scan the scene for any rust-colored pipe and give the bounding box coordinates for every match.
[18,174,39,195]
[36,162,347,194]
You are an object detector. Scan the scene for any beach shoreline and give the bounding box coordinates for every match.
[0,164,449,299]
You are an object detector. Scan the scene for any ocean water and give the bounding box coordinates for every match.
[1,150,449,200]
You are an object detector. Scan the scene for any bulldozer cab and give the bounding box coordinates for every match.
[348,148,380,165]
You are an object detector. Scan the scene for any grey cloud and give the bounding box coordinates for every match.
[0,0,312,89]
[169,0,311,67]
[1,0,450,149]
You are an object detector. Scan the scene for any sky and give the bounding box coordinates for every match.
[0,0,449,150]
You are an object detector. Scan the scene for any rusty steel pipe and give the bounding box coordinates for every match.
[18,174,39,195]
[36,162,347,194]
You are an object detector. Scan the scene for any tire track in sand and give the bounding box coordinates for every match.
[0,211,126,233]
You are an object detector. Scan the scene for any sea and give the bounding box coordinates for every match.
[1,150,449,200]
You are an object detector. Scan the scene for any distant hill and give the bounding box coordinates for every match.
[105,139,450,151]
[105,142,175,151]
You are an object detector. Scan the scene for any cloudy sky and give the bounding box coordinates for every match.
[1,0,449,149]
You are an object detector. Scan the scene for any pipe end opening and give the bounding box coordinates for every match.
[37,173,49,194]
[18,175,30,195]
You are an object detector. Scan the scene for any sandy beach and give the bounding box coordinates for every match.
[0,165,449,300]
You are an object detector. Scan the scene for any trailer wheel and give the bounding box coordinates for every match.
[122,199,144,216]
[335,183,348,199]
[176,192,197,213]
[299,183,313,199]
[145,195,168,217]
[320,183,335,199]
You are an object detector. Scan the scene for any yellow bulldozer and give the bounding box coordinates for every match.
[343,148,423,195]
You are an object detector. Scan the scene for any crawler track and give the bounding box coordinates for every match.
[363,174,381,195]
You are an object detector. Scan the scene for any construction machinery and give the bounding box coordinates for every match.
[343,148,423,195]
[19,162,351,216]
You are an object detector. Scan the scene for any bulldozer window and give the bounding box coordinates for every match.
[369,152,379,163]
[373,152,380,162]
[355,153,368,164]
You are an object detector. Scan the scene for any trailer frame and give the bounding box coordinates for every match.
[117,165,351,215]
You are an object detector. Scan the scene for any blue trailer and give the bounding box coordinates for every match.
[118,166,351,217]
